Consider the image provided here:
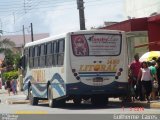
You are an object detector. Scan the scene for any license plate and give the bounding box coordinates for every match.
[93,77,103,82]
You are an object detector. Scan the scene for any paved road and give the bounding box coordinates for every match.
[0,101,160,114]
[1,88,160,114]
[0,98,160,114]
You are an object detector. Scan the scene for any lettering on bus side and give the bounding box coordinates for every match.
[79,59,120,72]
[32,70,45,82]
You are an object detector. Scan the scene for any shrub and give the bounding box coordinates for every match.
[2,71,18,81]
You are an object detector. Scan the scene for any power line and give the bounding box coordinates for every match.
[3,29,23,34]
[0,0,41,24]
[1,0,124,34]
[1,0,119,26]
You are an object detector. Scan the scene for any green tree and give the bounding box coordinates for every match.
[0,38,21,82]
[0,38,15,50]
[1,51,21,71]
[2,50,14,70]
[0,38,16,71]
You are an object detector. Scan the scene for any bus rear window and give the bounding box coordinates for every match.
[71,34,122,56]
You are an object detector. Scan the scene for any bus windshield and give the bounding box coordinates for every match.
[71,33,122,56]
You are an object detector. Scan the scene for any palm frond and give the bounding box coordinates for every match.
[0,38,15,49]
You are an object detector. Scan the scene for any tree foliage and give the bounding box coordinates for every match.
[2,70,18,81]
[0,38,21,71]
[0,38,21,81]
[0,38,15,49]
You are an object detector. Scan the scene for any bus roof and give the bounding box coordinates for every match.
[24,29,124,48]
[24,33,66,48]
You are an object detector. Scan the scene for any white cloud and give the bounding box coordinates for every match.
[1,0,125,36]
[85,1,125,28]
[43,4,80,35]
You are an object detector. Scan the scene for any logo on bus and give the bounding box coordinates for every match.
[32,70,45,82]
[79,59,120,72]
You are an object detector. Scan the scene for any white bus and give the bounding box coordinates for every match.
[21,30,129,107]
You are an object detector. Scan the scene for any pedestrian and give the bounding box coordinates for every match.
[156,57,160,98]
[138,61,153,103]
[13,79,18,94]
[129,53,142,101]
[152,57,157,61]
[5,79,11,96]
[149,60,158,100]
[0,77,2,89]
[11,79,14,94]
[11,79,17,95]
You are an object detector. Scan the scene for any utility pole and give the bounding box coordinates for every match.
[77,0,86,30]
[30,23,34,42]
[22,25,26,46]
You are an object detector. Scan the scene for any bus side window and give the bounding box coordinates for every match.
[52,42,57,66]
[39,44,46,67]
[57,39,65,66]
[29,47,34,68]
[34,45,40,68]
[46,42,52,66]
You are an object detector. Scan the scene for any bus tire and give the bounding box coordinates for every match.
[73,98,82,105]
[48,85,65,108]
[91,96,108,106]
[48,85,54,108]
[29,87,39,105]
[55,99,66,107]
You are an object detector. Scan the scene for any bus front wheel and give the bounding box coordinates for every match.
[48,85,54,108]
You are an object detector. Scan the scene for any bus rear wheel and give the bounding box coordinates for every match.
[48,85,65,108]
[73,98,82,105]
[29,87,39,105]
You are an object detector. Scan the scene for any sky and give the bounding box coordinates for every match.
[0,0,126,36]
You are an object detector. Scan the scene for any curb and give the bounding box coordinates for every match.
[7,100,48,104]
[7,100,29,104]
[150,102,160,108]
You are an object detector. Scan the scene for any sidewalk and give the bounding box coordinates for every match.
[6,92,29,104]
[109,98,160,109]
[0,86,7,94]
[0,86,28,104]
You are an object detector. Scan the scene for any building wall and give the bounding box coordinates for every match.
[148,22,160,50]
[0,33,49,60]
[125,0,160,18]
[0,33,49,47]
